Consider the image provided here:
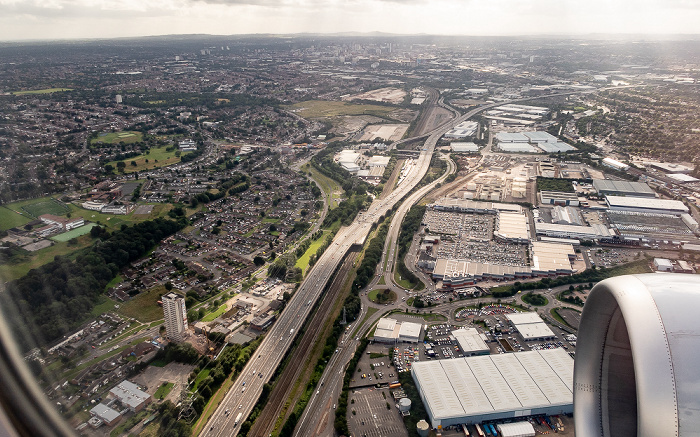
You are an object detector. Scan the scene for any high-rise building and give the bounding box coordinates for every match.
[162,292,188,342]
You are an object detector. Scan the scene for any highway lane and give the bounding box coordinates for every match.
[292,154,457,437]
[201,87,612,437]
[200,125,440,436]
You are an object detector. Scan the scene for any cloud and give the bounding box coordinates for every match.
[0,0,185,18]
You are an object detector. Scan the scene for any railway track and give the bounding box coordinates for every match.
[248,249,358,437]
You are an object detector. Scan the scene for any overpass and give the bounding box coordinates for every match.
[200,87,610,436]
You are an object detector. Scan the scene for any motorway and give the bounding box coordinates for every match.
[200,87,611,436]
[200,93,460,437]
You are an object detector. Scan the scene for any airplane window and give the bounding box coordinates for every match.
[1,3,700,437]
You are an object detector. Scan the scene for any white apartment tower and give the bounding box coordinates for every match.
[162,292,188,342]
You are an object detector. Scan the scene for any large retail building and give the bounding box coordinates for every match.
[411,349,573,430]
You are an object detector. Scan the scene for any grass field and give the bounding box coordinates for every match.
[69,203,171,230]
[295,230,332,275]
[117,285,168,322]
[192,368,211,391]
[201,304,228,322]
[154,382,175,400]
[304,164,343,210]
[393,271,415,290]
[51,223,99,242]
[90,295,119,318]
[286,100,395,119]
[12,88,73,95]
[0,207,31,230]
[0,235,93,281]
[91,131,143,145]
[4,196,70,219]
[23,200,69,218]
[368,289,397,304]
[106,146,188,173]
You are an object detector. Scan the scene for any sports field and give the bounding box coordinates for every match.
[286,100,395,119]
[51,223,99,242]
[92,131,143,145]
[4,196,70,219]
[69,203,171,230]
[106,146,188,173]
[0,207,31,231]
[11,88,73,95]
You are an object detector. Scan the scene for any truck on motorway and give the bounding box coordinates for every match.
[234,412,242,425]
[290,328,294,335]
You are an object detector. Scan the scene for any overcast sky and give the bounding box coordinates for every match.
[1,0,699,41]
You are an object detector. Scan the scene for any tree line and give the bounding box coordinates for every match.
[2,218,183,352]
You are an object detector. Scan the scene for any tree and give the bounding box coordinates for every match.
[165,282,173,291]
[253,256,265,266]
[104,164,114,172]
[131,160,137,167]
[116,161,126,172]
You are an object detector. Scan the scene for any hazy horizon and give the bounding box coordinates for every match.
[1,0,700,42]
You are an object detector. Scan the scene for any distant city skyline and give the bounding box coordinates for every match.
[1,0,700,41]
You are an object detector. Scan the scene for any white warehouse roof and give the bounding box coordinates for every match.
[606,196,689,214]
[399,321,423,342]
[506,312,556,340]
[452,328,489,355]
[374,318,400,341]
[412,349,573,428]
[375,318,422,343]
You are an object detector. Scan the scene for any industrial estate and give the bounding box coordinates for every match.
[1,34,700,437]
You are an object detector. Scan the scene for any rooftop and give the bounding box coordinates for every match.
[412,349,573,421]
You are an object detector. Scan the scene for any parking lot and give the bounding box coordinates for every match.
[424,209,528,265]
[350,343,396,388]
[347,388,408,437]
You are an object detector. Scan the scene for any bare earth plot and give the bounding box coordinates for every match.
[330,115,385,137]
[343,87,407,105]
[132,362,195,404]
[359,124,409,142]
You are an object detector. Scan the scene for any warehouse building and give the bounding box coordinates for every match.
[444,121,478,139]
[592,179,656,198]
[450,142,479,153]
[535,222,612,240]
[648,162,693,174]
[452,328,490,357]
[606,196,689,215]
[505,312,556,340]
[89,403,122,427]
[373,318,423,343]
[109,380,151,412]
[653,258,674,272]
[494,212,530,243]
[539,191,579,206]
[530,241,575,275]
[551,206,584,226]
[411,349,573,429]
[495,132,529,143]
[601,157,629,171]
[668,173,700,184]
